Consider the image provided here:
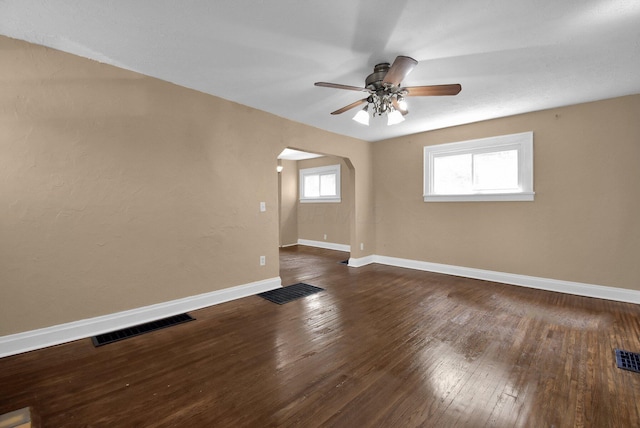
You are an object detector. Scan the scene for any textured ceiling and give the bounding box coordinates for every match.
[1,0,639,142]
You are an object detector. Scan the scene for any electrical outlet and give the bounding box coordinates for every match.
[323,234,327,240]
[259,202,266,212]
[260,255,266,266]
[360,243,364,251]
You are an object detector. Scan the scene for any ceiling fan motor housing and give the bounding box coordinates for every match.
[365,63,391,90]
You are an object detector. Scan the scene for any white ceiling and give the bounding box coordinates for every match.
[278,148,323,161]
[1,0,639,142]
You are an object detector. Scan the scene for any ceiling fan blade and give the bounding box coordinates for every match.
[405,84,462,96]
[315,82,369,92]
[331,98,368,115]
[383,56,418,87]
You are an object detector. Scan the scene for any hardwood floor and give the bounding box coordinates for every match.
[1,245,640,427]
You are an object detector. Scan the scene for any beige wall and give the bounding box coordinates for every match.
[0,36,372,335]
[4,34,637,338]
[373,95,640,291]
[278,159,298,246]
[296,156,353,246]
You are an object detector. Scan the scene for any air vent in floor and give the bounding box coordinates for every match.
[92,313,195,347]
[258,283,324,304]
[615,349,640,373]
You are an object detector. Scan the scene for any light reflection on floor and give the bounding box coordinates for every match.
[273,294,342,373]
[420,340,532,426]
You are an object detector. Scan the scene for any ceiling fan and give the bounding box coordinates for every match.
[315,56,461,126]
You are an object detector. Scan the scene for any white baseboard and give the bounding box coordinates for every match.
[5,254,636,359]
[297,239,350,252]
[348,255,375,268]
[0,277,282,359]
[373,255,640,305]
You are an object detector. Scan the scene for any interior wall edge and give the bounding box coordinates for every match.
[0,277,282,359]
[347,255,376,268]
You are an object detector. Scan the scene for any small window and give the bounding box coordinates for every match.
[300,164,341,203]
[424,132,534,202]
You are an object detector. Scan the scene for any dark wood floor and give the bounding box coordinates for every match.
[1,246,640,427]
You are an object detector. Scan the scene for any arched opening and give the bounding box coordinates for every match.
[276,148,356,282]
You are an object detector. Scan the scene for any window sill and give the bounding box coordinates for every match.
[424,192,535,202]
[300,198,342,204]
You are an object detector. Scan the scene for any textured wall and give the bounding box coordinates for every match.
[373,95,640,290]
[0,36,371,335]
[8,32,635,340]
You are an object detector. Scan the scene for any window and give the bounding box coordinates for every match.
[424,131,534,202]
[299,164,341,203]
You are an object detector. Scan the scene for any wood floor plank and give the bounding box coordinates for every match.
[1,245,640,427]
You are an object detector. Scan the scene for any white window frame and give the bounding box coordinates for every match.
[424,131,534,202]
[299,164,341,203]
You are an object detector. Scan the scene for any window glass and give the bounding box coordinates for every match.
[433,153,472,194]
[472,150,518,191]
[319,174,336,196]
[304,175,320,197]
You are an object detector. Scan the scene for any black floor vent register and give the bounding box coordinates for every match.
[615,349,640,373]
[92,313,195,347]
[258,283,324,304]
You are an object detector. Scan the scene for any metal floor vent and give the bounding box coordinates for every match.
[615,349,640,373]
[258,283,324,304]
[92,313,195,347]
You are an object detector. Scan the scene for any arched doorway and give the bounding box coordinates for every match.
[277,148,356,279]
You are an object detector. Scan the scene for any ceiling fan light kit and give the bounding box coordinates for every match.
[397,96,408,111]
[316,56,461,126]
[352,105,370,125]
[387,109,405,126]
